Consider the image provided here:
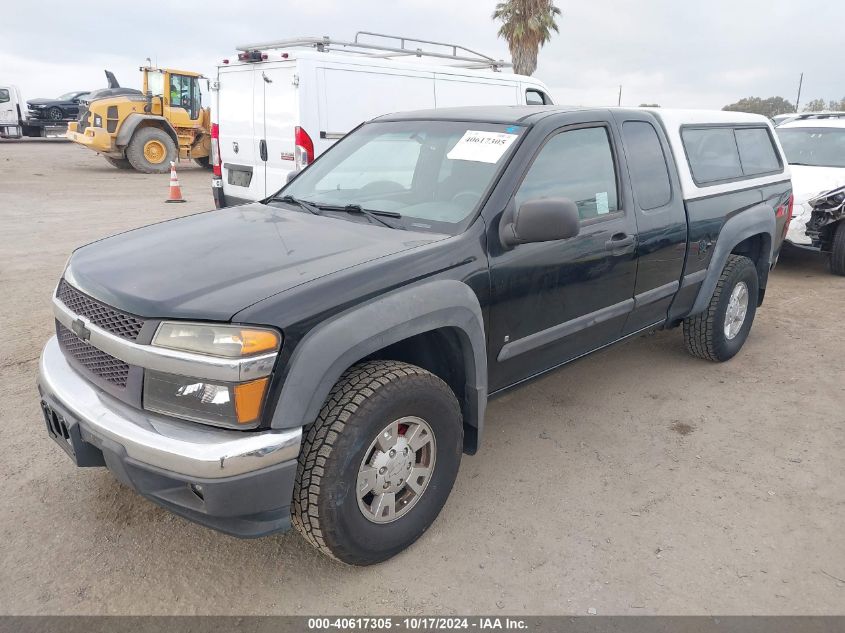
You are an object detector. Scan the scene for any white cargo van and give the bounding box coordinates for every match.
[210,33,554,207]
[0,85,24,138]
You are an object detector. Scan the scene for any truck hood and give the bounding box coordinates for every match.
[790,165,845,204]
[67,203,445,322]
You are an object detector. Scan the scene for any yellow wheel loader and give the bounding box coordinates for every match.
[67,65,211,173]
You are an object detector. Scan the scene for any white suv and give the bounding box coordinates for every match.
[776,119,845,268]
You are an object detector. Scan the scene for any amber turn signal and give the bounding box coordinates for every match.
[239,329,281,356]
[234,377,270,424]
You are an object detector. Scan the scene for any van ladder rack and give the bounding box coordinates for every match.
[235,32,511,71]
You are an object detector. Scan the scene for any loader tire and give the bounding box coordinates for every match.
[830,221,845,276]
[193,156,212,169]
[126,127,176,174]
[104,156,132,170]
[683,254,758,362]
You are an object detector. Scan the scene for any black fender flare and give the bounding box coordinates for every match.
[271,279,488,451]
[115,113,178,148]
[689,204,775,315]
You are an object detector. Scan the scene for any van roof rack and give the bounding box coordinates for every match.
[235,32,511,71]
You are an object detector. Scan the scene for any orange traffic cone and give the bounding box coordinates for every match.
[165,161,186,203]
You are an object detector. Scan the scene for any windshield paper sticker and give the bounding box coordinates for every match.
[596,192,609,214]
[447,130,519,163]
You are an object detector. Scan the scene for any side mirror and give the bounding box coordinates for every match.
[285,169,301,184]
[500,198,580,248]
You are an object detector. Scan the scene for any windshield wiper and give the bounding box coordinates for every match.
[275,195,322,216]
[323,204,404,229]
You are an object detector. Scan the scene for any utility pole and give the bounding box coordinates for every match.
[795,72,803,113]
[617,85,622,107]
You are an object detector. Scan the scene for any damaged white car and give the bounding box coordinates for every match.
[776,118,845,274]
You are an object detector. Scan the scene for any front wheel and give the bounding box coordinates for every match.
[193,156,212,169]
[47,106,64,121]
[125,127,176,174]
[683,254,759,362]
[829,221,845,276]
[292,360,463,565]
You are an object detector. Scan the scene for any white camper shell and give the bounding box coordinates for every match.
[210,33,554,207]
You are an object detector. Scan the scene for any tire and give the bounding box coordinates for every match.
[193,156,212,169]
[104,156,132,170]
[125,127,176,174]
[47,106,64,121]
[292,360,463,566]
[683,254,759,362]
[829,221,845,276]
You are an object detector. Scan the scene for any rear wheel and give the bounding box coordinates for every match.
[829,221,845,276]
[104,156,132,170]
[292,360,463,565]
[125,127,176,174]
[683,254,759,362]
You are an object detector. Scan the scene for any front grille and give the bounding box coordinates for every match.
[58,323,129,388]
[56,279,144,340]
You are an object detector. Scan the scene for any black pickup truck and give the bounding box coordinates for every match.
[38,106,792,565]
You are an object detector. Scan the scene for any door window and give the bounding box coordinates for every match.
[514,126,619,221]
[622,121,672,210]
[169,74,201,119]
[526,89,548,106]
[0,89,9,103]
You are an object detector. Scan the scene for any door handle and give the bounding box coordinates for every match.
[259,139,268,162]
[605,233,634,250]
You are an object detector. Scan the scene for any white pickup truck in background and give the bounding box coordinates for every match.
[209,32,555,208]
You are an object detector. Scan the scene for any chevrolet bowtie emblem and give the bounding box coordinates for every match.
[71,318,91,341]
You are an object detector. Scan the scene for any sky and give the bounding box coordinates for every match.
[0,0,841,110]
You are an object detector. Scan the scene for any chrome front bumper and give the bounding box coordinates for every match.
[38,336,301,479]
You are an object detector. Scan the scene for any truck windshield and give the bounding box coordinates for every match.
[776,127,845,168]
[278,120,525,233]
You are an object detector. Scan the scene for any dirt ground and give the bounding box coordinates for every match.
[0,140,843,615]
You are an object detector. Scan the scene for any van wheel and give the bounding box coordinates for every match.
[292,360,463,566]
[126,127,176,174]
[830,222,845,276]
[683,254,759,362]
[104,156,132,170]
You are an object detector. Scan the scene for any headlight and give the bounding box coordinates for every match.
[93,114,102,127]
[146,322,281,428]
[144,371,269,428]
[152,322,280,357]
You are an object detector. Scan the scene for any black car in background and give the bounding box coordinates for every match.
[27,91,90,121]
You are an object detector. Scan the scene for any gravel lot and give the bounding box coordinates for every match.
[1,140,843,615]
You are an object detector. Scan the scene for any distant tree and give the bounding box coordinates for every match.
[803,98,827,112]
[722,96,794,118]
[639,103,660,107]
[829,97,845,111]
[492,0,561,76]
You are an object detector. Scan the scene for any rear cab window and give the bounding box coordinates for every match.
[622,121,672,210]
[681,125,783,185]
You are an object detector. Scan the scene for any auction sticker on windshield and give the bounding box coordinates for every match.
[447,130,519,163]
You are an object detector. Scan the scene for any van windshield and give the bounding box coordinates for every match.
[776,127,845,168]
[277,120,525,233]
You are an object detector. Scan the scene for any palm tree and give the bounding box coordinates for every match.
[492,0,561,76]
